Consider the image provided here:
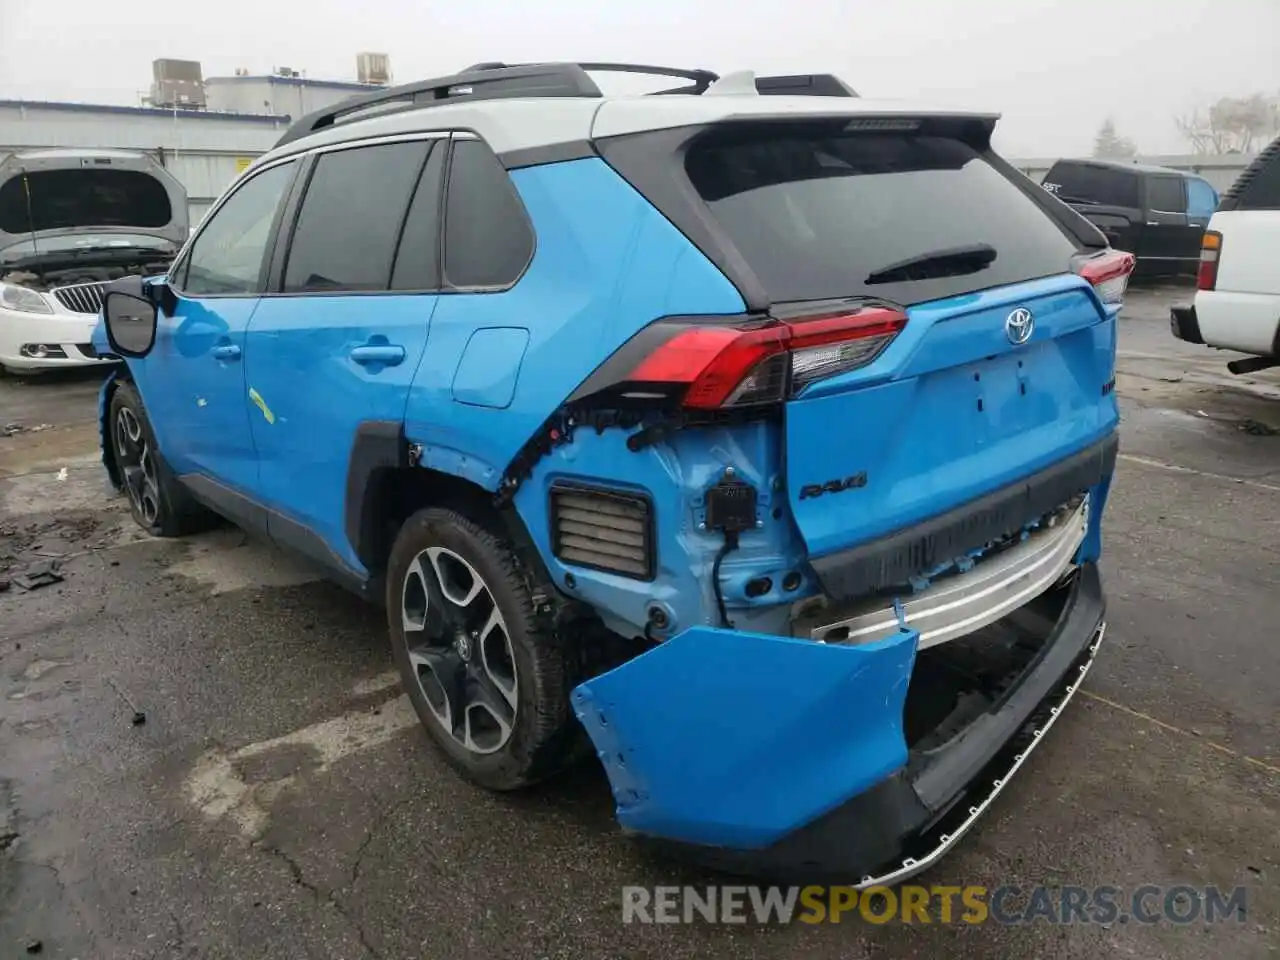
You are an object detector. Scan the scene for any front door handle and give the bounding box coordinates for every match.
[350,344,405,366]
[212,343,241,361]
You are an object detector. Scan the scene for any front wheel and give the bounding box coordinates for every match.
[386,507,583,790]
[108,381,214,537]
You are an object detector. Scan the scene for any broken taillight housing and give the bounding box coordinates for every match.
[1073,248,1137,305]
[623,307,908,409]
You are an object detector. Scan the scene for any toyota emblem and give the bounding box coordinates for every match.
[1005,308,1034,345]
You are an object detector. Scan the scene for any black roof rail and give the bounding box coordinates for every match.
[275,62,609,148]
[274,61,855,149]
[464,61,722,92]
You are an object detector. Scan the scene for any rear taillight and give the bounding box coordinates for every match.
[626,307,907,409]
[1196,231,1222,291]
[1074,248,1136,305]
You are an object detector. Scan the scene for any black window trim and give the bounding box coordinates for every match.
[167,155,303,300]
[439,130,538,295]
[266,130,453,299]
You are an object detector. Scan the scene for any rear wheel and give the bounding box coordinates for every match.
[108,381,214,537]
[386,506,583,790]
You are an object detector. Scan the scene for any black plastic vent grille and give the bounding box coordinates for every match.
[550,483,655,581]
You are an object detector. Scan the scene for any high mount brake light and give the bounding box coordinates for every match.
[627,307,908,409]
[1074,248,1136,305]
[1196,231,1222,291]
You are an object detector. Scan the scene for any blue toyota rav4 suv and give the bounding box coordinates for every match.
[94,62,1132,885]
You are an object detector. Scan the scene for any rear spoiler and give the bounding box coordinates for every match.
[274,62,858,149]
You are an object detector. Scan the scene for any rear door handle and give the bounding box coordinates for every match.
[350,344,405,366]
[212,343,241,361]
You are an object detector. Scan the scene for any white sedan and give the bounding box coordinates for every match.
[0,277,120,373]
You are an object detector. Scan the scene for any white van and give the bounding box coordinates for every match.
[1171,135,1280,375]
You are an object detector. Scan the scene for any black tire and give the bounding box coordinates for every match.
[386,506,583,791]
[108,381,215,537]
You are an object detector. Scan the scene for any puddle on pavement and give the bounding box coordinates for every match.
[184,693,418,839]
[163,527,321,595]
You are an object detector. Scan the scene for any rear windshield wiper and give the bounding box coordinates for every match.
[1057,195,1101,206]
[864,243,996,285]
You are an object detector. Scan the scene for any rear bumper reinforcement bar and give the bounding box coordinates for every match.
[796,496,1089,649]
[809,432,1118,603]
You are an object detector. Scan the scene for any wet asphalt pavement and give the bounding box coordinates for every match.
[1,284,1278,959]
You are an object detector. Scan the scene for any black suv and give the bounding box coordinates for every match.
[1041,159,1220,277]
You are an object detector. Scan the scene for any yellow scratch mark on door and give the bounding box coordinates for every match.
[248,387,275,424]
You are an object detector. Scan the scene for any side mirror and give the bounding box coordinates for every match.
[103,277,158,358]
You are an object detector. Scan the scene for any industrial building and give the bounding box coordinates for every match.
[0,55,391,224]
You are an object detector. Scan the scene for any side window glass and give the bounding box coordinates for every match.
[182,161,296,296]
[1098,170,1140,208]
[442,138,534,289]
[1148,176,1186,214]
[390,141,446,290]
[1186,178,1218,219]
[283,140,431,293]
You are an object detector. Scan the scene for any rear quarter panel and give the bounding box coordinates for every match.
[403,157,745,489]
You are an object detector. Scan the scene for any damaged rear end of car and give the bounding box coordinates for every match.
[504,101,1131,883]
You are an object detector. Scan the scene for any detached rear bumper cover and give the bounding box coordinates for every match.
[571,562,1106,883]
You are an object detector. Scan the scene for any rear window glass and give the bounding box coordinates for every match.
[1235,152,1280,210]
[0,169,172,233]
[1042,163,1140,208]
[685,130,1081,306]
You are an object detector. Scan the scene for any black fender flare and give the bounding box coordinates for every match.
[344,420,409,570]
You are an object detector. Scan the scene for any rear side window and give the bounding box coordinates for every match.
[1043,163,1140,208]
[442,138,534,289]
[1148,176,1186,213]
[0,168,171,233]
[1235,153,1280,210]
[284,140,431,293]
[685,130,1082,306]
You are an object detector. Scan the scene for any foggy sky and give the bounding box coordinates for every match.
[1,0,1277,157]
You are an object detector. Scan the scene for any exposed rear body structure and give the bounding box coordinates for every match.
[93,62,1131,884]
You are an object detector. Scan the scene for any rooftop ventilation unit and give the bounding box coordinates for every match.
[357,52,391,85]
[150,58,206,109]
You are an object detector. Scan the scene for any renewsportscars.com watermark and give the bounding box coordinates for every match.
[621,884,1249,925]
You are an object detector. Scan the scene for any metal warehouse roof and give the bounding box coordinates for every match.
[0,99,287,124]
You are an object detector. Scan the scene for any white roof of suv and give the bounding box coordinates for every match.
[265,62,1000,165]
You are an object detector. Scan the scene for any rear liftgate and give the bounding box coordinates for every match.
[563,119,1128,882]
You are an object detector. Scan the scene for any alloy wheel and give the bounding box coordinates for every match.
[401,546,520,755]
[114,407,160,527]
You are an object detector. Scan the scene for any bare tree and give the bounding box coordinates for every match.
[1093,118,1138,159]
[1176,94,1280,154]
